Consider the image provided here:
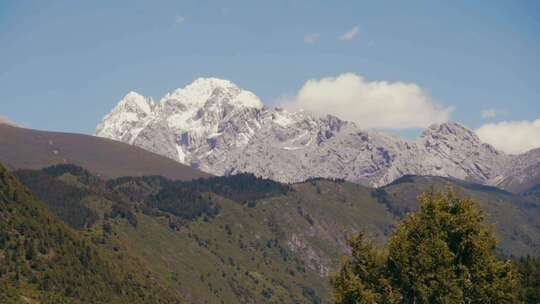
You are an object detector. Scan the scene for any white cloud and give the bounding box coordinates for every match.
[174,15,185,24]
[476,118,540,154]
[304,33,320,44]
[481,108,507,119]
[481,108,497,118]
[339,25,360,40]
[281,73,453,130]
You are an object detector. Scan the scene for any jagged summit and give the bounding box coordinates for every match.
[119,91,155,114]
[421,122,475,138]
[160,77,263,109]
[418,122,502,159]
[419,122,495,149]
[96,78,266,163]
[96,77,535,188]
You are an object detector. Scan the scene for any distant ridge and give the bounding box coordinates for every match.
[96,77,539,192]
[0,124,210,180]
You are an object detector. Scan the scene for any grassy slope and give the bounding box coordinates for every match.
[0,124,209,181]
[109,177,540,303]
[111,196,329,304]
[107,181,396,304]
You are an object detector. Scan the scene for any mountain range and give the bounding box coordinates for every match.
[1,77,539,302]
[95,77,540,192]
[1,117,539,302]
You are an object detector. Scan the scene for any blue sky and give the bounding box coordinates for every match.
[1,0,539,147]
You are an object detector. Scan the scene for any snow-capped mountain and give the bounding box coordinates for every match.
[95,77,536,189]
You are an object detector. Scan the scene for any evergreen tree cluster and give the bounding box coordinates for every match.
[185,173,291,204]
[333,188,521,304]
[14,169,98,230]
[108,172,289,219]
[515,255,540,303]
[16,165,289,229]
[145,184,220,220]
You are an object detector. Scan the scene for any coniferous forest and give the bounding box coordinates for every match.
[0,162,538,303]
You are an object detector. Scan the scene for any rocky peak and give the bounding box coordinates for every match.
[117,91,155,115]
[96,77,530,189]
[420,122,479,143]
[418,122,494,155]
[160,77,262,110]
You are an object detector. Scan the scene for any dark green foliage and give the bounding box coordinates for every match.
[106,175,172,203]
[109,173,289,207]
[332,232,396,304]
[522,183,540,209]
[187,173,290,203]
[451,178,511,195]
[43,164,111,195]
[261,287,274,299]
[387,189,520,303]
[305,177,346,184]
[17,167,289,231]
[386,175,417,186]
[146,185,220,220]
[371,188,410,217]
[14,169,98,229]
[43,164,92,181]
[102,222,113,235]
[515,256,540,303]
[106,203,138,227]
[7,164,539,303]
[301,285,322,304]
[524,182,540,197]
[107,173,288,221]
[16,166,148,231]
[246,200,257,208]
[0,163,182,303]
[333,188,521,304]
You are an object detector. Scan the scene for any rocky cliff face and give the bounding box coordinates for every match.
[96,77,536,190]
[496,148,540,193]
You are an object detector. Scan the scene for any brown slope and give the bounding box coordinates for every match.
[0,123,210,180]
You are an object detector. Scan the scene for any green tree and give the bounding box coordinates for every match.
[515,256,540,303]
[332,188,520,304]
[332,232,400,304]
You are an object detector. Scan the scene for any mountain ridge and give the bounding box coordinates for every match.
[95,77,539,192]
[0,123,209,181]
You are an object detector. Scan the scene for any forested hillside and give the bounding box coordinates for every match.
[4,163,540,303]
[0,163,183,303]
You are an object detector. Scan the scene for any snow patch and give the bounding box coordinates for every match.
[233,90,263,109]
[272,112,295,127]
[283,146,304,151]
[123,91,153,115]
[175,145,186,163]
[207,132,223,139]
